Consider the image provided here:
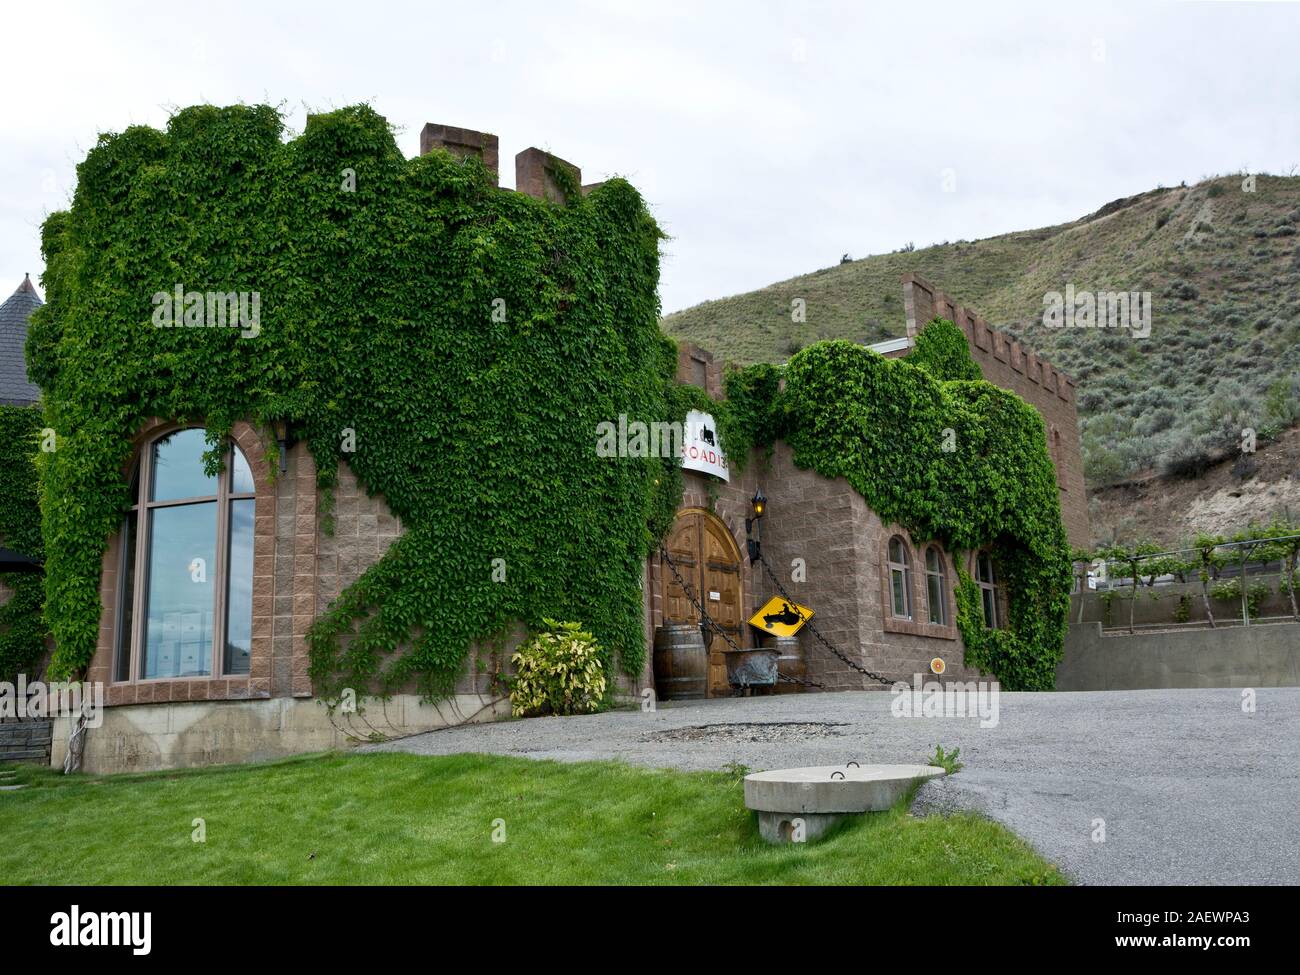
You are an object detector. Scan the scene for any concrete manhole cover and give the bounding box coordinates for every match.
[644,721,847,743]
[744,764,945,843]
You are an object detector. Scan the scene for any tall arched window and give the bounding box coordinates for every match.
[887,536,913,620]
[976,550,1002,629]
[925,546,947,626]
[114,427,256,681]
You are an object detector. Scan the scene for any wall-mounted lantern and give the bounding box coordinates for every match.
[273,420,291,475]
[746,488,767,564]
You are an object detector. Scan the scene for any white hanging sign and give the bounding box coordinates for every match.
[682,410,729,482]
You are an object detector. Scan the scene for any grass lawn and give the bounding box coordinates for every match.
[0,752,1065,885]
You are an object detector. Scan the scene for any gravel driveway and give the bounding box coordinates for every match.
[365,687,1300,885]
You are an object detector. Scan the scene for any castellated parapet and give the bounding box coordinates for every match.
[419,122,591,204]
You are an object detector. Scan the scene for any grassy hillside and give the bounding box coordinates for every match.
[662,175,1300,486]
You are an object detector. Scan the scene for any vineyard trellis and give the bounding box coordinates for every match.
[1078,527,1300,631]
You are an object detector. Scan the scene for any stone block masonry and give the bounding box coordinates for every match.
[0,718,52,764]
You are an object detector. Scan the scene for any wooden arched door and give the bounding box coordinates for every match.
[662,508,744,696]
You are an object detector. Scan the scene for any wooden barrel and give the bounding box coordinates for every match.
[762,634,805,694]
[654,623,707,700]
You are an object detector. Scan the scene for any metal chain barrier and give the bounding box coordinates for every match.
[756,551,893,687]
[658,544,824,689]
[776,671,823,689]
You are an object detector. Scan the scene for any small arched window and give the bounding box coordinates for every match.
[887,536,913,620]
[925,546,947,626]
[114,428,256,681]
[976,550,1002,629]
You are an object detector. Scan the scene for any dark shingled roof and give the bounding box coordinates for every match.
[0,274,42,405]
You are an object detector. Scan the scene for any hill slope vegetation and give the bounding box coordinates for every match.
[662,175,1300,487]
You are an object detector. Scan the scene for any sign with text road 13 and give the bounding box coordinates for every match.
[683,410,729,481]
[748,596,814,637]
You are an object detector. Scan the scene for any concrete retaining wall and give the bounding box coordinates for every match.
[50,693,509,774]
[1056,620,1300,691]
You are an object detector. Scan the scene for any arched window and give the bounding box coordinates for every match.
[114,427,256,681]
[925,546,947,626]
[976,550,1002,629]
[887,536,913,620]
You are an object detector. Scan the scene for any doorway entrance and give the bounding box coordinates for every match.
[662,507,745,696]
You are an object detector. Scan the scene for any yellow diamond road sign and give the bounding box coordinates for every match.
[748,596,814,637]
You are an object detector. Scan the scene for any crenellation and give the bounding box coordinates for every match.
[1026,351,1042,385]
[1009,339,1025,374]
[515,147,581,204]
[418,123,500,184]
[417,125,586,204]
[900,272,935,339]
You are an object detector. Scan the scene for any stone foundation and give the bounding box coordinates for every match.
[50,694,509,774]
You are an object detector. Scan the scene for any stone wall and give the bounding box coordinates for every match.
[316,458,518,698]
[51,694,508,773]
[754,442,986,691]
[0,718,52,764]
[79,422,521,771]
[1057,620,1300,690]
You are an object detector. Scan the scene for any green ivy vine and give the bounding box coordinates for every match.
[0,405,48,683]
[32,103,677,699]
[908,317,984,382]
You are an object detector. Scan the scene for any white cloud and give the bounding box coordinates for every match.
[1,0,1298,312]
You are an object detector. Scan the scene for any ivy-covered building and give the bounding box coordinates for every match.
[648,274,1088,698]
[26,107,1081,772]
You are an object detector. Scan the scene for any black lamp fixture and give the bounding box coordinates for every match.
[745,487,767,564]
[273,420,291,475]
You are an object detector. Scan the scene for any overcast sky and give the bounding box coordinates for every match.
[3,0,1298,314]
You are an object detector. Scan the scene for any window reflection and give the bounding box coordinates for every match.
[117,427,257,682]
[224,498,255,674]
[144,502,217,678]
[150,428,217,502]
